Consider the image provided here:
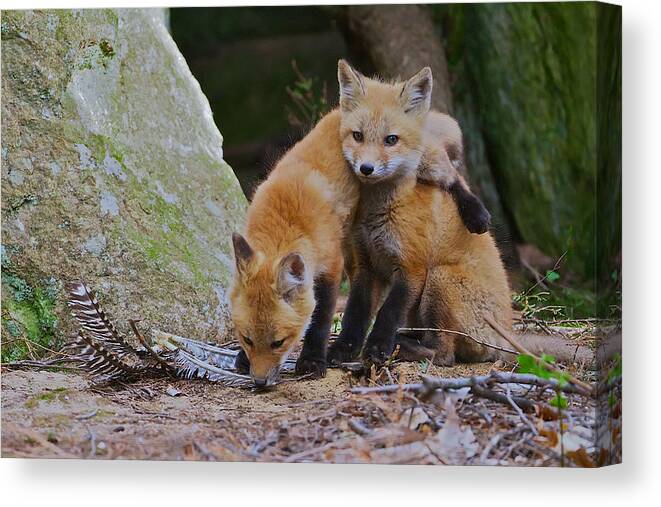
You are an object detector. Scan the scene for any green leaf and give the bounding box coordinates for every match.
[516,354,536,373]
[550,393,568,409]
[546,270,560,282]
[540,353,557,364]
[550,370,569,386]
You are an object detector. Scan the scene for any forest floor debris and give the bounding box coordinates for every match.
[1,341,621,465]
[1,281,621,465]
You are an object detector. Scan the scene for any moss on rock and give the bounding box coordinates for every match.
[1,9,247,359]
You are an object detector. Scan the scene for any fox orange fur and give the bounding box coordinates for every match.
[230,109,355,386]
[230,61,499,386]
[327,61,512,366]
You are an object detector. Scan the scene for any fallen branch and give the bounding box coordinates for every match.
[351,372,590,396]
[484,314,594,395]
[469,382,535,412]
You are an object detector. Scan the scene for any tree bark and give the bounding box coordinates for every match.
[343,4,453,114]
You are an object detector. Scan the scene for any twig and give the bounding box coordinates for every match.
[480,427,527,463]
[469,382,535,412]
[88,430,97,458]
[284,440,350,463]
[484,314,594,395]
[348,418,373,436]
[76,409,99,420]
[1,359,80,370]
[520,256,549,291]
[523,251,567,296]
[193,441,217,460]
[397,327,518,356]
[504,382,538,435]
[128,319,176,375]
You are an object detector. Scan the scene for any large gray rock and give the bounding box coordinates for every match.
[1,9,247,361]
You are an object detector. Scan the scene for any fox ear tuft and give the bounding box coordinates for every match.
[276,252,310,301]
[338,59,365,112]
[232,232,254,275]
[400,66,433,116]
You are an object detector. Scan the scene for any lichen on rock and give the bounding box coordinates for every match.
[1,9,247,359]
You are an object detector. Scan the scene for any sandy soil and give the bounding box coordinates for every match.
[1,361,493,462]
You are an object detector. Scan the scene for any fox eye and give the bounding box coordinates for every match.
[352,131,364,142]
[271,339,285,349]
[243,336,253,347]
[384,134,399,146]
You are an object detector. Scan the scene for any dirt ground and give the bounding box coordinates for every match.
[1,323,618,466]
[2,361,498,462]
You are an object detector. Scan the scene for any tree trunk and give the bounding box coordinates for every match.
[343,4,453,114]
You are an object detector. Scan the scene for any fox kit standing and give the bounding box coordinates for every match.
[328,62,512,366]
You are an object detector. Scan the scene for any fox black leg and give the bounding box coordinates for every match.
[296,275,338,378]
[363,276,413,367]
[327,270,374,366]
[234,348,251,374]
[449,180,491,234]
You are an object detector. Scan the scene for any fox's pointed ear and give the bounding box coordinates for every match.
[400,67,433,116]
[232,232,254,276]
[338,59,365,112]
[276,252,310,301]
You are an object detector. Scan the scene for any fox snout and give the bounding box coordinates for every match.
[359,163,374,175]
[250,365,280,388]
[352,159,385,179]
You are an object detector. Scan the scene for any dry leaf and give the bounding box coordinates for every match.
[566,448,596,467]
[398,407,432,430]
[425,398,478,465]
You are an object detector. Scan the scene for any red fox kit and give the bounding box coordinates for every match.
[337,60,491,234]
[327,61,512,366]
[229,110,353,386]
[230,62,491,386]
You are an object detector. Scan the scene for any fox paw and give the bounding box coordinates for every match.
[295,356,327,378]
[460,194,491,234]
[234,348,250,374]
[362,344,395,369]
[327,340,360,366]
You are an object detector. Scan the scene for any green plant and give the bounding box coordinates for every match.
[285,60,329,129]
[1,271,60,362]
[516,353,570,409]
[516,353,571,465]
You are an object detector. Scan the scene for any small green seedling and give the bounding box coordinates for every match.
[516,353,570,409]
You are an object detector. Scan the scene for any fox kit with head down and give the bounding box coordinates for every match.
[229,110,353,386]
[327,61,512,366]
[229,61,490,386]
